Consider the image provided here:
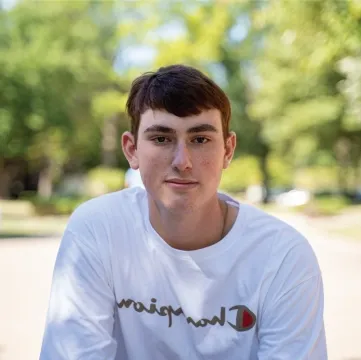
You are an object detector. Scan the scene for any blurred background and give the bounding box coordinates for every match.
[0,0,360,360]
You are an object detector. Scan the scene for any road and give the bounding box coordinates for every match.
[0,213,360,360]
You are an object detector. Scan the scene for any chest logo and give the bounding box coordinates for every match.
[117,298,256,332]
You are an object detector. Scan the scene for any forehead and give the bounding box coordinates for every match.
[139,109,223,132]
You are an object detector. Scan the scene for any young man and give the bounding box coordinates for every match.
[40,65,327,359]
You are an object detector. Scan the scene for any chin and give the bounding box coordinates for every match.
[161,193,198,214]
[167,202,197,214]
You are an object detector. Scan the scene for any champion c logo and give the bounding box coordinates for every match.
[228,305,256,332]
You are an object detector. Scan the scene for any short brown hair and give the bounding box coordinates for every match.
[126,64,231,143]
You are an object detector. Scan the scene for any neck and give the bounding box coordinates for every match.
[148,196,227,251]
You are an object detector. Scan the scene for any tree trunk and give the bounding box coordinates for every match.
[0,159,11,199]
[37,158,54,199]
[337,167,347,193]
[335,138,351,193]
[351,142,361,190]
[259,143,270,204]
[102,113,119,167]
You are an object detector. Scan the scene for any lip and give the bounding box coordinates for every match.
[165,178,198,184]
[165,179,199,189]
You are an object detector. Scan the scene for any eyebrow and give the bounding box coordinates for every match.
[143,124,218,134]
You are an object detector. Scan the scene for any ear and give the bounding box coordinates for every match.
[223,131,236,169]
[121,131,139,169]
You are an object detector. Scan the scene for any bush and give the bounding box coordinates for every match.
[220,156,261,194]
[268,156,293,187]
[294,166,338,191]
[219,155,293,194]
[30,195,90,215]
[86,166,125,196]
[298,195,351,216]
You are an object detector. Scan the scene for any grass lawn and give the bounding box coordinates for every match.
[0,215,68,238]
[0,199,68,238]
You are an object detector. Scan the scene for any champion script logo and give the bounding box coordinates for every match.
[117,298,256,332]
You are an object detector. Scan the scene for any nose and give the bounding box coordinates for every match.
[172,142,192,172]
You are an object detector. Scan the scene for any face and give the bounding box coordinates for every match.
[122,109,236,213]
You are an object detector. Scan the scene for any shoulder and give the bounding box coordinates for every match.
[65,187,147,240]
[222,194,321,278]
[232,204,324,312]
[240,204,322,298]
[238,201,315,252]
[71,187,145,218]
[221,192,307,247]
[255,205,318,266]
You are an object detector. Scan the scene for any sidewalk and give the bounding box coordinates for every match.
[273,212,361,360]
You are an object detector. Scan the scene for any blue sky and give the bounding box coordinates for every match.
[1,0,17,9]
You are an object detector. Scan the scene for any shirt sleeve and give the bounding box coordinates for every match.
[257,239,328,359]
[39,228,117,360]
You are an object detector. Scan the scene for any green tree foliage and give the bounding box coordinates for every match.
[0,0,147,197]
[2,0,361,201]
[250,0,361,190]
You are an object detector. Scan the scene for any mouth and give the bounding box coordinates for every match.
[165,178,198,184]
[165,179,199,188]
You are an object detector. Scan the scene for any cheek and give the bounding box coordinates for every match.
[148,153,171,168]
[198,149,224,169]
[198,157,223,183]
[138,147,171,178]
[201,159,223,173]
[200,157,212,167]
[138,144,168,164]
[196,151,224,185]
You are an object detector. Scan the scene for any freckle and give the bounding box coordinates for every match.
[200,158,211,166]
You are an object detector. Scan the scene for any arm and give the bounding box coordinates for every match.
[258,240,328,359]
[39,228,117,360]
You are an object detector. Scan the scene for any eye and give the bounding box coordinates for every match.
[152,136,170,144]
[192,136,209,144]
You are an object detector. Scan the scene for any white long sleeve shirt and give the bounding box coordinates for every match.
[40,188,327,359]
